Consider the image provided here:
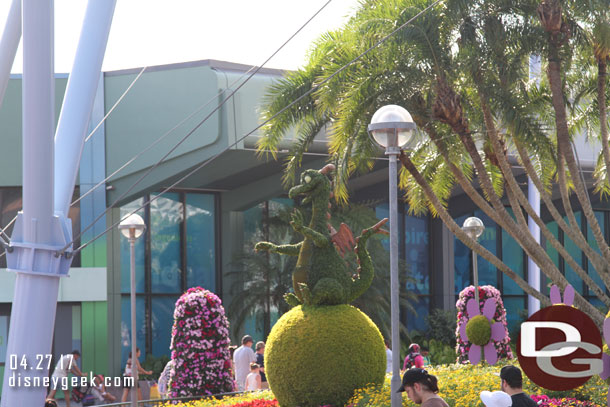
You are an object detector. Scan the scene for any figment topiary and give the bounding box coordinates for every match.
[266,304,385,407]
[168,287,234,397]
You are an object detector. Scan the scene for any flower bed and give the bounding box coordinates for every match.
[165,361,607,406]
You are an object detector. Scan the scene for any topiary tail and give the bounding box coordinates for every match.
[347,218,387,303]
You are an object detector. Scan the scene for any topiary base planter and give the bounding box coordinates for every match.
[266,304,385,407]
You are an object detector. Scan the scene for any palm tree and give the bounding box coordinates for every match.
[257,0,610,325]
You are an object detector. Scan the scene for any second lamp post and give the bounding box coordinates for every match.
[368,104,416,407]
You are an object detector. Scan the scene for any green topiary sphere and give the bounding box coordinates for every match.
[466,315,491,346]
[266,304,385,407]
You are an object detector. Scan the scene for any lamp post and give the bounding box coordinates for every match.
[368,105,416,407]
[119,214,146,407]
[462,217,485,305]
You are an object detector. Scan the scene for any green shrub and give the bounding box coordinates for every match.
[141,354,170,380]
[266,304,385,407]
[425,308,457,346]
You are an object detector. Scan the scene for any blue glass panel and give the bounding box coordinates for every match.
[405,214,429,294]
[503,296,525,339]
[151,296,178,357]
[375,203,390,251]
[563,213,583,293]
[150,193,183,293]
[186,194,216,290]
[454,214,471,294]
[588,212,605,293]
[474,210,497,287]
[587,297,606,314]
[121,296,146,367]
[406,296,429,333]
[543,221,560,295]
[120,198,146,294]
[243,204,263,245]
[502,227,524,295]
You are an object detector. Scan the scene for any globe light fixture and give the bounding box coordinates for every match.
[368,104,416,150]
[462,216,485,240]
[368,104,416,407]
[462,216,485,307]
[119,213,146,240]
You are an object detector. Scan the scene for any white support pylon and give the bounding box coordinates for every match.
[1,1,61,405]
[54,0,117,217]
[0,0,21,109]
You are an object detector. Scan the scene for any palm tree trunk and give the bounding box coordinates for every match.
[545,39,610,267]
[513,138,610,288]
[480,96,610,306]
[598,59,610,202]
[399,150,603,325]
[433,78,564,285]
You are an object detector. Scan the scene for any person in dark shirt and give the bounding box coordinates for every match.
[499,365,537,407]
[255,341,268,389]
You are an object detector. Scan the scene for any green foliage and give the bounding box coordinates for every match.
[425,308,457,347]
[141,354,170,381]
[266,304,385,407]
[425,339,458,366]
[466,315,492,346]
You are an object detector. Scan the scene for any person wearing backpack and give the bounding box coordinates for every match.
[403,343,424,370]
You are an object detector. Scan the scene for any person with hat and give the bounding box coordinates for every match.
[480,390,512,407]
[397,368,449,407]
[499,365,537,407]
[233,335,256,391]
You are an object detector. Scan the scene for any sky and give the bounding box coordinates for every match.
[0,0,362,74]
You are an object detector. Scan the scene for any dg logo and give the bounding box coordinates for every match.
[517,285,605,392]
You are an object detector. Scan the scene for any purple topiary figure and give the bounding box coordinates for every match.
[455,285,513,364]
[168,287,234,397]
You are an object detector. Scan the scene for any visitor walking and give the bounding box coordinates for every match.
[498,365,537,407]
[158,360,174,398]
[255,341,268,389]
[245,363,262,391]
[403,343,424,370]
[47,350,87,407]
[233,335,256,391]
[397,368,449,407]
[385,340,392,373]
[120,347,153,402]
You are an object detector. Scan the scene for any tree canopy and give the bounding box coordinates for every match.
[258,0,610,325]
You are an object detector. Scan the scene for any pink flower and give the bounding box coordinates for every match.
[458,297,506,365]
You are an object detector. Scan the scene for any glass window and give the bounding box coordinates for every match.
[503,297,525,338]
[454,214,470,294]
[0,316,7,364]
[375,203,390,251]
[150,193,183,293]
[120,198,146,294]
[120,296,146,367]
[587,211,605,291]
[186,194,215,289]
[502,228,524,295]
[544,221,560,295]
[151,296,178,358]
[474,210,497,287]
[563,213,583,293]
[120,192,216,360]
[405,214,429,294]
[407,297,429,332]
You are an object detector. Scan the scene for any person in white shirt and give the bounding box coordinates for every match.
[47,350,87,407]
[385,340,392,374]
[233,335,256,391]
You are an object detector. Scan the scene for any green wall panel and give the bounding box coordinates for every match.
[81,302,108,376]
